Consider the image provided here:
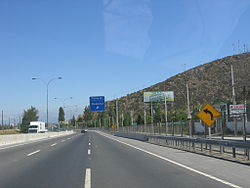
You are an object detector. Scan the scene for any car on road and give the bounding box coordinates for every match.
[81,129,87,133]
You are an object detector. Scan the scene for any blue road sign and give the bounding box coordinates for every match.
[90,96,105,111]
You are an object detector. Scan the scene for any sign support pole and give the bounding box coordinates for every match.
[208,126,211,139]
[151,101,154,134]
[144,104,147,133]
[164,95,168,135]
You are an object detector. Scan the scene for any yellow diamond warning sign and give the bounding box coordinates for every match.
[197,104,221,126]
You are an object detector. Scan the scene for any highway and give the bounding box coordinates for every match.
[0,131,250,188]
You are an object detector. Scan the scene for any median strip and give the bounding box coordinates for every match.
[27,150,41,157]
[84,168,91,188]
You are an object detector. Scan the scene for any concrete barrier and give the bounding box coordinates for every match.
[0,131,74,146]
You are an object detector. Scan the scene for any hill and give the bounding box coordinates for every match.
[83,52,250,126]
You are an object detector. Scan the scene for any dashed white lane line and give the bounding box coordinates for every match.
[50,143,57,147]
[100,133,242,188]
[67,138,71,140]
[89,143,91,146]
[61,140,65,142]
[27,150,40,157]
[88,149,91,155]
[84,168,91,188]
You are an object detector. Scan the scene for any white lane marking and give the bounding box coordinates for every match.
[88,149,91,155]
[61,140,65,142]
[67,138,71,140]
[100,133,242,188]
[89,143,91,146]
[51,143,57,147]
[27,150,41,157]
[84,168,91,188]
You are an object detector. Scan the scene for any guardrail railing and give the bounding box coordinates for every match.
[148,134,250,160]
[112,131,250,161]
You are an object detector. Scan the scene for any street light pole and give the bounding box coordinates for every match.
[32,77,62,130]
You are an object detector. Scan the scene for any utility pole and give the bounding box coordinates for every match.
[116,99,119,131]
[121,113,124,127]
[164,94,168,135]
[1,110,3,127]
[231,64,237,136]
[130,110,134,125]
[186,83,192,137]
[243,86,247,142]
[151,101,154,133]
[144,105,147,133]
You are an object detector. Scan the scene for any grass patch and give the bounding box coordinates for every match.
[0,129,20,135]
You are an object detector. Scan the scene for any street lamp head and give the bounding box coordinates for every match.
[58,77,62,80]
[32,77,37,80]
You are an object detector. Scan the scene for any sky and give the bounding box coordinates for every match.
[0,0,250,124]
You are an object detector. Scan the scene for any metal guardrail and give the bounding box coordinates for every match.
[148,134,250,160]
[113,132,250,160]
[148,135,250,149]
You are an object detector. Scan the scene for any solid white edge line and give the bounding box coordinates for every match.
[88,149,91,155]
[27,150,40,156]
[84,168,91,188]
[99,132,242,188]
[51,143,57,147]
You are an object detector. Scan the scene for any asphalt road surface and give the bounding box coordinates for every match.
[0,131,250,188]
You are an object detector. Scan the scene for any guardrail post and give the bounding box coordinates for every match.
[248,149,250,160]
[232,147,236,158]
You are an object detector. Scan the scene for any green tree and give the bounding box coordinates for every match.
[21,106,39,133]
[58,107,65,122]
[136,114,143,125]
[71,115,76,127]
[154,103,162,123]
[123,113,131,126]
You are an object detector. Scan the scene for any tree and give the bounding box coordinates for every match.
[71,115,76,127]
[21,106,39,133]
[123,113,131,126]
[136,114,143,125]
[58,107,65,122]
[154,103,162,123]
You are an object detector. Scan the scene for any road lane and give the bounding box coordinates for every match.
[0,133,89,188]
[97,131,250,188]
[89,131,230,188]
[1,130,249,188]
[0,134,77,169]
